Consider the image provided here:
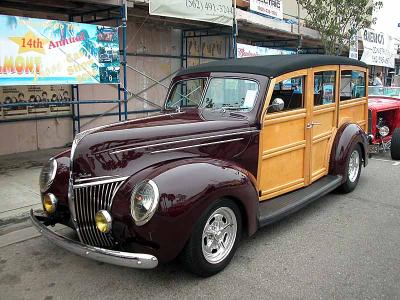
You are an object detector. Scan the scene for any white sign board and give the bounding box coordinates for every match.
[250,0,283,20]
[237,43,295,58]
[149,0,233,26]
[361,28,396,68]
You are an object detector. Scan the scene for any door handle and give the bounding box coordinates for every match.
[306,121,321,129]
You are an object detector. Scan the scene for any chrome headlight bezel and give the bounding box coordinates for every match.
[379,125,390,137]
[39,158,57,193]
[130,180,159,226]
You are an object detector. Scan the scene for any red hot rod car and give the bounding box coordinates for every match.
[367,87,400,159]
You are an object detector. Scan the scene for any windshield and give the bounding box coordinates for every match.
[165,78,207,109]
[201,78,259,111]
[368,86,400,98]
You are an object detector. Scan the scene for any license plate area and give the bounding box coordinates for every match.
[368,144,380,154]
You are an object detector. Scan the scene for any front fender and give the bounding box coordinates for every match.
[111,158,259,263]
[329,123,368,181]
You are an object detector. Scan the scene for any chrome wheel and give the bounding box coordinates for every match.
[348,149,360,183]
[201,207,237,264]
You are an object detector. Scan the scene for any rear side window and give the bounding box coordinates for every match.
[314,71,336,106]
[340,70,366,101]
[269,76,304,113]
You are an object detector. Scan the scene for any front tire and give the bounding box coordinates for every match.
[390,128,400,160]
[338,144,362,193]
[181,199,242,277]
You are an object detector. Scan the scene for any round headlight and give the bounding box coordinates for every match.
[130,180,159,226]
[379,126,390,137]
[39,158,57,192]
[95,210,112,233]
[43,193,57,214]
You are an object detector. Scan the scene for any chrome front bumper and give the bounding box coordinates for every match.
[30,210,158,269]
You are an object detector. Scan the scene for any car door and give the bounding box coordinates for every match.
[309,66,339,182]
[258,70,310,200]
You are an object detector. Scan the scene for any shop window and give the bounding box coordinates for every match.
[269,76,304,113]
[314,71,336,106]
[340,70,366,101]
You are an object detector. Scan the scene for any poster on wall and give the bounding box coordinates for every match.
[0,85,72,120]
[0,14,120,86]
[250,0,283,20]
[237,43,295,58]
[149,0,233,26]
[349,34,358,60]
[361,29,396,68]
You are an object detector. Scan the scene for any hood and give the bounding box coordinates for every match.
[369,96,400,111]
[72,110,255,178]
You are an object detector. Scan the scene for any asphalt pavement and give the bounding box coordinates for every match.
[0,152,399,299]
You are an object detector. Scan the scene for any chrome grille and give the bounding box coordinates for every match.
[72,178,125,248]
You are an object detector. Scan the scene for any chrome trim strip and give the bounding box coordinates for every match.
[74,175,117,183]
[110,129,259,155]
[73,176,129,189]
[150,137,244,154]
[30,210,158,269]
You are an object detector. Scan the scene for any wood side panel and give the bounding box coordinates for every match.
[263,116,305,150]
[259,147,305,198]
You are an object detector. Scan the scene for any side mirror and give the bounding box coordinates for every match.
[271,98,284,112]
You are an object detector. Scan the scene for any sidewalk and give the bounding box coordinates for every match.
[0,147,67,225]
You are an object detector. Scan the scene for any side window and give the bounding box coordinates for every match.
[340,70,366,101]
[314,71,336,106]
[269,76,304,113]
[165,78,207,109]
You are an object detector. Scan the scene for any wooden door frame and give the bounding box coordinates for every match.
[257,69,308,196]
[307,65,340,183]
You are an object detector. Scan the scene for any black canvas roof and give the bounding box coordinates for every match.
[176,54,367,78]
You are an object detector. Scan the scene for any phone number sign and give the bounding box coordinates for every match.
[149,0,233,26]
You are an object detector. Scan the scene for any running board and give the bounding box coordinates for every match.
[258,175,343,228]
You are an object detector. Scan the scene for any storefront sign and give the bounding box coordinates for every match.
[0,14,120,86]
[250,0,283,20]
[237,43,295,58]
[361,28,396,68]
[149,0,233,26]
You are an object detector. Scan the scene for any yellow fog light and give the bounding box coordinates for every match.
[95,210,112,233]
[43,193,57,214]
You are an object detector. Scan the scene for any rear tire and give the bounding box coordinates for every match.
[390,128,400,160]
[338,144,362,194]
[181,199,242,277]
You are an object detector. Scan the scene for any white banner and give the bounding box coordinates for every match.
[361,29,396,68]
[149,0,233,26]
[250,0,283,20]
[237,43,295,58]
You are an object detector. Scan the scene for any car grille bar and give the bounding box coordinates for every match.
[72,178,126,248]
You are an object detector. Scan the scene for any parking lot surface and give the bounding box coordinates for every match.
[0,153,399,299]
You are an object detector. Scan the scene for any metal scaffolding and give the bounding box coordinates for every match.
[69,4,128,134]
